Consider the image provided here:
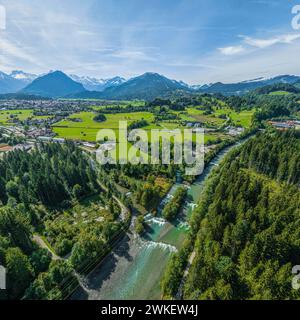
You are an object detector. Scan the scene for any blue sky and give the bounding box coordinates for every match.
[0,0,300,84]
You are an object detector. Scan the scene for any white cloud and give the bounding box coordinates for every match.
[0,36,36,63]
[243,33,300,48]
[166,62,217,69]
[218,45,245,55]
[111,49,156,61]
[192,39,300,84]
[217,32,300,63]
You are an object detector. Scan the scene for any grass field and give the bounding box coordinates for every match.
[54,111,154,129]
[181,107,226,126]
[53,127,101,141]
[0,109,52,125]
[53,109,225,145]
[92,101,145,111]
[269,91,291,96]
[228,110,254,127]
[213,108,254,128]
[176,106,254,128]
[53,111,155,141]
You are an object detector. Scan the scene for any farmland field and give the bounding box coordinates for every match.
[92,100,145,111]
[179,107,225,126]
[52,109,225,144]
[0,109,53,125]
[213,108,254,128]
[268,91,290,96]
[174,106,254,128]
[53,111,155,141]
[54,111,154,129]
[228,110,254,127]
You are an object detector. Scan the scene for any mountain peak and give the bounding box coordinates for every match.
[0,71,9,79]
[0,71,28,94]
[139,72,165,79]
[22,70,85,98]
[47,70,68,78]
[97,72,189,101]
[69,74,126,91]
[10,70,38,87]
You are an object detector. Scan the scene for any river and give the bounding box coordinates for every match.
[71,138,249,300]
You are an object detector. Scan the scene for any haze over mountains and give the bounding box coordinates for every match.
[1,69,300,99]
[78,72,191,101]
[0,70,126,95]
[69,75,126,92]
[0,71,34,94]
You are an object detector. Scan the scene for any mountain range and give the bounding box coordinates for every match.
[69,75,126,91]
[1,69,300,99]
[199,75,300,95]
[0,71,126,95]
[92,72,190,100]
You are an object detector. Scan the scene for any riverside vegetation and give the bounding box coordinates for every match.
[161,130,300,300]
[1,84,300,300]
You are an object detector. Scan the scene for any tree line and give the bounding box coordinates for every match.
[0,142,123,300]
[162,130,300,300]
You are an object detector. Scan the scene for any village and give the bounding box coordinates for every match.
[268,120,300,130]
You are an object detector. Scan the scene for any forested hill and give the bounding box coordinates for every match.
[184,131,300,300]
[0,141,127,301]
[238,131,300,184]
[253,83,300,95]
[0,142,97,207]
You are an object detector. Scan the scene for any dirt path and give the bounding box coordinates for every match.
[33,235,61,261]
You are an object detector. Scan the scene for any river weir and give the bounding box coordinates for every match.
[71,139,250,300]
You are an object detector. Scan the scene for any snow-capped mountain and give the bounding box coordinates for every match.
[1,69,300,97]
[70,75,126,91]
[10,70,38,85]
[240,77,267,84]
[0,71,28,93]
[96,72,190,100]
[190,83,212,90]
[197,75,300,95]
[174,80,190,88]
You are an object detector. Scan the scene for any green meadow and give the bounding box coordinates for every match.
[52,110,224,144]
[268,91,291,96]
[178,107,225,126]
[54,111,154,129]
[176,106,254,128]
[92,100,145,111]
[229,110,254,127]
[213,107,254,128]
[0,109,52,125]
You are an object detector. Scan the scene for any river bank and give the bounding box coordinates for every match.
[71,135,254,300]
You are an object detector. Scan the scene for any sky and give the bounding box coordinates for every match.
[0,0,300,84]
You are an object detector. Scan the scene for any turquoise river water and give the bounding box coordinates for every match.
[71,140,247,300]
